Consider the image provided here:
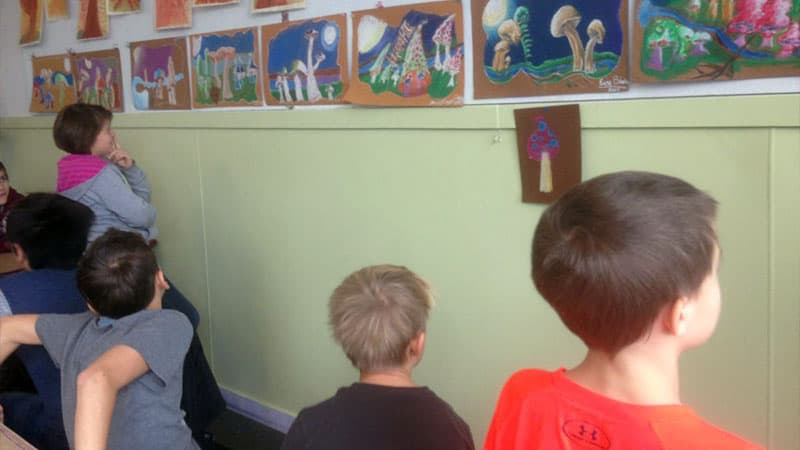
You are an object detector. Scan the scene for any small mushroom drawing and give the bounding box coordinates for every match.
[583,19,605,73]
[527,115,560,193]
[551,5,584,72]
[777,22,800,58]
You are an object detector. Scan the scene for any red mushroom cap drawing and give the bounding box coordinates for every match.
[527,115,560,193]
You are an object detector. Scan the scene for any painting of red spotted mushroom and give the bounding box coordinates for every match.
[514,104,581,203]
[633,0,800,82]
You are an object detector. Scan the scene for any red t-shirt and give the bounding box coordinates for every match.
[485,369,763,450]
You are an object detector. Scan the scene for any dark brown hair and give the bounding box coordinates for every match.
[53,103,112,154]
[531,171,718,354]
[77,229,158,318]
[7,193,94,270]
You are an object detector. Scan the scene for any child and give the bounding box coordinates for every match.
[52,103,225,439]
[0,229,198,450]
[0,161,26,253]
[53,103,156,244]
[281,264,475,450]
[0,193,94,450]
[485,171,762,450]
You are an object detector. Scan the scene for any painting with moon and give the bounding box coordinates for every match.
[261,14,348,105]
[472,0,629,98]
[347,1,464,106]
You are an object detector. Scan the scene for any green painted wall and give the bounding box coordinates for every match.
[1,94,798,448]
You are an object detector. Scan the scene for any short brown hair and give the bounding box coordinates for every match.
[53,103,112,154]
[532,171,718,354]
[77,229,159,318]
[329,265,433,372]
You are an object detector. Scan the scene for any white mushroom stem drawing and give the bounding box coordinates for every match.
[551,5,584,72]
[584,19,606,73]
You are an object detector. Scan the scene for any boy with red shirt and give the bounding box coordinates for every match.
[485,171,762,450]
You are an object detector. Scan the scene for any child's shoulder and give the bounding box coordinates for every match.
[503,368,557,392]
[117,309,193,340]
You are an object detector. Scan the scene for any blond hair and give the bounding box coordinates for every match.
[329,265,433,372]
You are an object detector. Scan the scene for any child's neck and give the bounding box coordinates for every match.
[567,343,682,405]
[359,366,416,388]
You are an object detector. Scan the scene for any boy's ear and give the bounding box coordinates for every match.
[406,331,426,362]
[155,269,169,291]
[666,299,695,337]
[11,244,30,271]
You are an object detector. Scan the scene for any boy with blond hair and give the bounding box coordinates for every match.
[485,171,762,450]
[281,264,474,450]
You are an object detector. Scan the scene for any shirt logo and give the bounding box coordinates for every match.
[562,419,611,449]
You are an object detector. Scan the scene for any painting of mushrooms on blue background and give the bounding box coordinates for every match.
[471,0,629,98]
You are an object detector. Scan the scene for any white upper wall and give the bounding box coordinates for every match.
[1,0,798,117]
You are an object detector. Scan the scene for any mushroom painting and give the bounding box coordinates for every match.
[190,27,262,108]
[527,116,560,193]
[551,6,585,72]
[29,53,78,113]
[514,105,582,204]
[130,37,191,111]
[263,15,347,105]
[70,49,125,111]
[634,0,800,82]
[348,1,464,106]
[584,19,606,72]
[472,0,629,99]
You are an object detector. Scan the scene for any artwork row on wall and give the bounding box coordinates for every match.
[30,2,467,112]
[18,0,306,45]
[26,0,800,112]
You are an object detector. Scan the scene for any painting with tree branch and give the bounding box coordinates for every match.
[633,0,800,82]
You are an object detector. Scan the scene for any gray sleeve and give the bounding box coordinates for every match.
[0,289,11,317]
[121,164,152,203]
[121,311,192,386]
[35,312,95,369]
[94,166,157,229]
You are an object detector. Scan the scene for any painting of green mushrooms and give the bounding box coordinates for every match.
[633,0,800,82]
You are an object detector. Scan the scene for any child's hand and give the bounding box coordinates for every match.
[108,143,134,170]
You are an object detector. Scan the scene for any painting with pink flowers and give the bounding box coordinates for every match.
[633,0,800,82]
[513,104,581,204]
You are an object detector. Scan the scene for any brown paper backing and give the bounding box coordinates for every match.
[514,104,582,204]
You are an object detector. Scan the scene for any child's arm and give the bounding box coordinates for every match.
[109,146,152,203]
[0,315,40,362]
[93,165,157,229]
[74,345,149,450]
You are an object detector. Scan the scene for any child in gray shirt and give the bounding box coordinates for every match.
[0,229,197,450]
